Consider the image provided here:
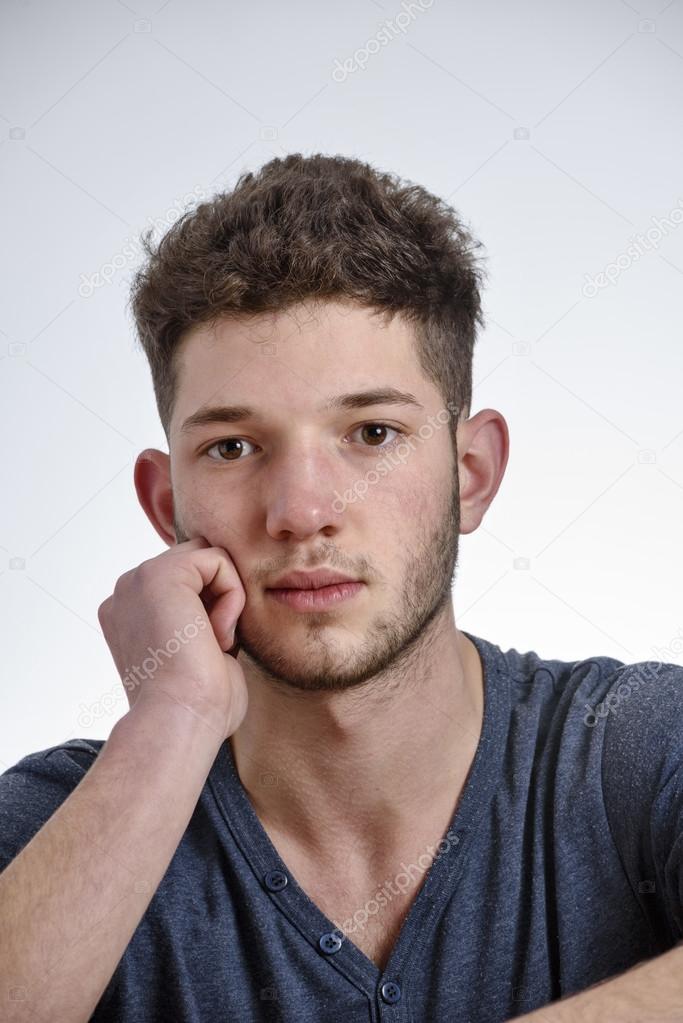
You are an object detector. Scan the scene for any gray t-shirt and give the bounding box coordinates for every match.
[1,630,682,1022]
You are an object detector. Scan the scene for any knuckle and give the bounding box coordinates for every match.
[126,560,157,591]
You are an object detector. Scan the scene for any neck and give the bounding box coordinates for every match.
[229,612,484,858]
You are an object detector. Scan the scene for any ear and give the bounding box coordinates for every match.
[133,448,177,547]
[456,409,510,535]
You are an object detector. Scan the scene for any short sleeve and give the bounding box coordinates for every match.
[0,739,105,873]
[601,661,683,945]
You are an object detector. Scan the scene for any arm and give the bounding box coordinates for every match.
[514,661,683,1022]
[0,537,249,1023]
[0,700,224,1023]
[509,942,683,1022]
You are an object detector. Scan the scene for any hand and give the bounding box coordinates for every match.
[97,537,248,741]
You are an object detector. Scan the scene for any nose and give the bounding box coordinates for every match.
[263,445,345,541]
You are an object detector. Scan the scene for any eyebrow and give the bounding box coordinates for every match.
[179,387,425,435]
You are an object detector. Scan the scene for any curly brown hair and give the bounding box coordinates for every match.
[128,153,488,446]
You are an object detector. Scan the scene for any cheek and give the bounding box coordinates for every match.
[175,483,246,540]
[350,456,438,525]
[401,473,444,524]
[358,482,425,560]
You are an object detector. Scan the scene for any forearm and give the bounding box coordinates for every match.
[0,699,223,1023]
[509,943,683,1023]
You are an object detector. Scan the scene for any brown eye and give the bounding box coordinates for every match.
[205,438,256,461]
[362,424,389,445]
[352,422,402,449]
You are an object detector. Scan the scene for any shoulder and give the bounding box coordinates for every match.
[2,736,106,784]
[0,738,106,872]
[595,661,683,942]
[600,660,683,795]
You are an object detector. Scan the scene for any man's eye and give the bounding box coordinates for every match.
[202,423,405,463]
[349,422,404,449]
[204,438,257,462]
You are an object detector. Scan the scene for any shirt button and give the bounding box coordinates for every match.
[380,981,402,1004]
[263,869,288,892]
[318,932,343,955]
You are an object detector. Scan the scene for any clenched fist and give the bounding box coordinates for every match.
[98,537,248,742]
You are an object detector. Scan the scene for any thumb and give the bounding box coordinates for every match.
[207,588,244,651]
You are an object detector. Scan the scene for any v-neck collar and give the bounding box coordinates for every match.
[207,630,509,993]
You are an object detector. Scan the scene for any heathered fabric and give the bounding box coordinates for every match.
[1,630,682,1023]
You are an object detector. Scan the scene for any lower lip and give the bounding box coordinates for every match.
[266,581,364,611]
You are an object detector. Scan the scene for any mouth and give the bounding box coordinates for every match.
[267,569,360,590]
[265,580,365,613]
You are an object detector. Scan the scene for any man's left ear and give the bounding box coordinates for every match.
[456,409,510,536]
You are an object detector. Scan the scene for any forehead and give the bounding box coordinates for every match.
[171,300,435,431]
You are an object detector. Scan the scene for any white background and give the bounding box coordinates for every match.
[1,0,682,767]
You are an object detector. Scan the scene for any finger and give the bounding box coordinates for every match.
[173,548,241,600]
[168,535,212,552]
[207,588,245,651]
[226,636,242,658]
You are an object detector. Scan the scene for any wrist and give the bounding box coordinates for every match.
[116,690,229,751]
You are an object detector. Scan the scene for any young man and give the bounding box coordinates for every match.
[1,154,682,1023]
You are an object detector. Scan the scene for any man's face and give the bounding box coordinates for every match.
[168,298,463,693]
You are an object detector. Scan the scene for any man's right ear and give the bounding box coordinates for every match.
[133,449,177,547]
